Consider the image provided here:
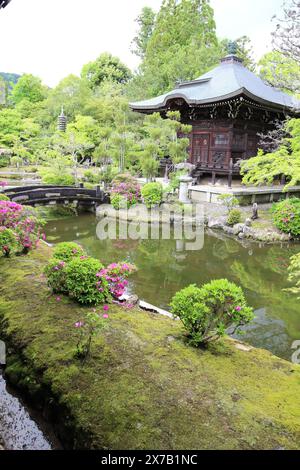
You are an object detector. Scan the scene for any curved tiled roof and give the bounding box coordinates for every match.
[130,56,300,112]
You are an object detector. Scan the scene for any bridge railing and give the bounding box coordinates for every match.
[3,185,109,205]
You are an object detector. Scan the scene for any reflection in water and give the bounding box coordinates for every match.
[0,372,52,450]
[45,214,300,360]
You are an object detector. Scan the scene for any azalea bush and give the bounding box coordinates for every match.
[0,200,24,228]
[44,242,137,306]
[141,182,163,208]
[96,262,137,299]
[272,198,300,237]
[65,257,110,305]
[170,279,254,346]
[0,227,17,257]
[53,241,86,262]
[110,176,141,209]
[44,258,68,293]
[0,200,44,255]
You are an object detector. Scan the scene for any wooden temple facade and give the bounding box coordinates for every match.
[130,49,300,186]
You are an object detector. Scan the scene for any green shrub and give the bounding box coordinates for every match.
[167,170,187,192]
[141,182,163,208]
[272,198,300,237]
[84,170,102,184]
[44,258,68,293]
[227,209,242,226]
[112,173,136,185]
[39,170,75,186]
[217,194,239,212]
[170,280,254,346]
[65,257,110,305]
[53,242,86,262]
[111,193,131,210]
[0,155,10,168]
[0,194,9,201]
[0,227,18,257]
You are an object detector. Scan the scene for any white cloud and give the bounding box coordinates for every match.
[0,0,284,87]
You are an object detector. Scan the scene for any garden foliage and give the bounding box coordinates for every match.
[110,177,141,209]
[0,200,44,256]
[170,279,254,346]
[271,198,300,237]
[44,242,136,306]
[227,209,242,226]
[141,182,163,208]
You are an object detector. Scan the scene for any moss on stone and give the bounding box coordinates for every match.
[0,244,300,449]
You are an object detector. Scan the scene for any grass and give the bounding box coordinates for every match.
[0,243,300,449]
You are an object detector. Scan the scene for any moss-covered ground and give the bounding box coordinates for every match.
[0,244,300,449]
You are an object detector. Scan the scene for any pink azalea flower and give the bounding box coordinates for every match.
[75,321,84,328]
[103,305,109,311]
[235,306,242,311]
[56,296,61,301]
[102,314,109,319]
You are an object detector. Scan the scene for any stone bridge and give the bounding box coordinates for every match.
[2,184,109,209]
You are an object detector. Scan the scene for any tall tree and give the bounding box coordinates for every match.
[81,53,132,90]
[259,1,300,95]
[131,7,156,59]
[136,0,219,97]
[259,51,300,95]
[272,0,300,64]
[11,74,48,105]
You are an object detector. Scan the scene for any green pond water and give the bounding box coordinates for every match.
[45,213,300,361]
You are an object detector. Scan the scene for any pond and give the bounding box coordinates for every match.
[45,213,300,361]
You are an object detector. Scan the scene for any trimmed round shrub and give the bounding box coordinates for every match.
[44,258,68,293]
[272,198,300,237]
[111,193,132,210]
[65,257,110,305]
[227,209,242,226]
[53,242,86,262]
[0,194,9,201]
[141,182,163,208]
[170,280,254,346]
[0,227,17,257]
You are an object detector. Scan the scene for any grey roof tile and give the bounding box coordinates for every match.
[130,57,300,111]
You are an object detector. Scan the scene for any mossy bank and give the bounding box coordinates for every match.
[0,244,300,449]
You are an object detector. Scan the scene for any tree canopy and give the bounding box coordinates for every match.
[81,53,132,90]
[134,0,220,97]
[241,119,300,190]
[11,74,48,105]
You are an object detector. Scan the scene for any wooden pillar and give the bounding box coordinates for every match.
[280,175,286,186]
[211,172,216,185]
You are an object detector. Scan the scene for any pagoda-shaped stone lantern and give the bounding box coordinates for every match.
[58,107,67,132]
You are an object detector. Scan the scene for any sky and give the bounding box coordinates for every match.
[0,0,285,87]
